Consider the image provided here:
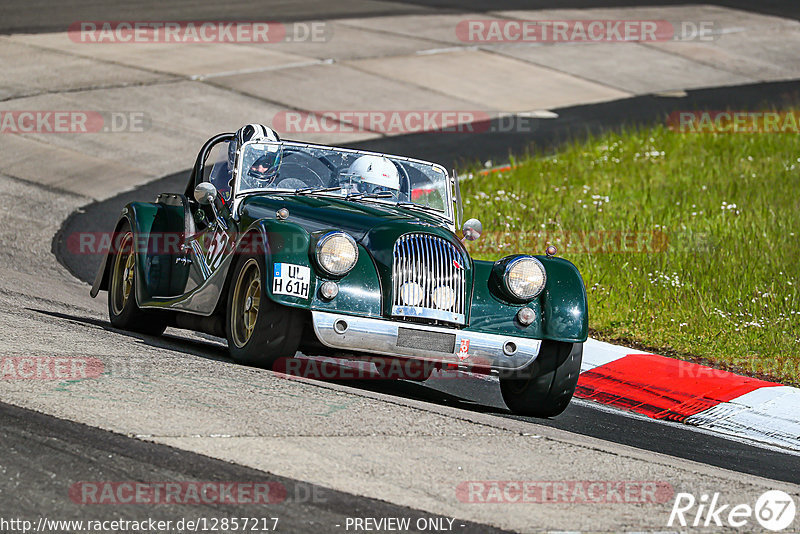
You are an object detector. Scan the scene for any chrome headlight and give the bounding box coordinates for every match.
[316,232,358,276]
[432,285,456,310]
[503,256,546,300]
[400,282,423,306]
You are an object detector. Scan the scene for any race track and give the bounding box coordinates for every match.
[2,1,800,532]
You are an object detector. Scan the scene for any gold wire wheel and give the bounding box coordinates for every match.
[110,232,135,316]
[231,258,261,348]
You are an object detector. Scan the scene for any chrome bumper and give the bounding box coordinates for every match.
[311,311,541,370]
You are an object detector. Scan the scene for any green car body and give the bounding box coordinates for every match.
[92,133,587,414]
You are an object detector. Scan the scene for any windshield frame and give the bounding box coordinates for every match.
[231,140,454,227]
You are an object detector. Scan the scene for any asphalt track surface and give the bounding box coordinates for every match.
[0,400,508,533]
[1,0,798,35]
[7,1,800,531]
[53,79,800,488]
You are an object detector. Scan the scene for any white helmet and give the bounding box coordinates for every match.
[347,155,400,191]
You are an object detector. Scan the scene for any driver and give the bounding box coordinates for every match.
[244,146,282,188]
[226,123,281,192]
[345,155,400,197]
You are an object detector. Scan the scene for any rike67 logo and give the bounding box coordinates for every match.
[668,490,797,531]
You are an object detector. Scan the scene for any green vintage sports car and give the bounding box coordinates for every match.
[90,130,588,416]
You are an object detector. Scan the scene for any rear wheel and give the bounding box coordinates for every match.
[499,341,582,417]
[107,223,167,336]
[226,254,303,368]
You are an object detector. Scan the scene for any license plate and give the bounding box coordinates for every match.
[272,263,310,298]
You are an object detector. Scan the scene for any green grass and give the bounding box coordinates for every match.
[460,125,800,384]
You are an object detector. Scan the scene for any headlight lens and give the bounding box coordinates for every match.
[316,232,358,276]
[503,256,546,300]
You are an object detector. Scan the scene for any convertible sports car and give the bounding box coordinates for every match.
[90,127,588,416]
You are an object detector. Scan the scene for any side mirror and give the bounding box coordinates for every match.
[462,218,483,241]
[194,182,218,205]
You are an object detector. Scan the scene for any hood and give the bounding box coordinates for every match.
[239,193,450,242]
[238,192,471,319]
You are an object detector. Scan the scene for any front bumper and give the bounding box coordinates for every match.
[311,311,541,370]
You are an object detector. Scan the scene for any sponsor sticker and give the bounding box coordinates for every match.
[272,263,310,298]
[457,339,470,361]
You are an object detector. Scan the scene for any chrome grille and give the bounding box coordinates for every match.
[391,233,466,325]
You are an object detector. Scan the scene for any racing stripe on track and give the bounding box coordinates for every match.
[575,353,776,422]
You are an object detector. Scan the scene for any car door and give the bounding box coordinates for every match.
[179,138,237,295]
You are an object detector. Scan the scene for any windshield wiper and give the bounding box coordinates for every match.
[394,201,443,214]
[345,191,395,201]
[294,186,340,195]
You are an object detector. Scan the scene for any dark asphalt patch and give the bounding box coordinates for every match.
[0,400,510,533]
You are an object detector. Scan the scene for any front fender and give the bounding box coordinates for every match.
[537,255,588,343]
[467,256,587,343]
[89,202,162,299]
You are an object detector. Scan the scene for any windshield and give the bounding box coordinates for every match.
[235,141,451,220]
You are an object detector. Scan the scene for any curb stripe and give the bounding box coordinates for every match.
[685,386,800,450]
[575,353,777,422]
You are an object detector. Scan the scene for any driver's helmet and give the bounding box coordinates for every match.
[346,155,400,195]
[229,123,281,188]
[228,124,279,168]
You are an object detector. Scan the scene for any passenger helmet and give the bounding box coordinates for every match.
[346,155,400,193]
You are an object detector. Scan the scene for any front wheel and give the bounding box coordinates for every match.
[226,254,303,368]
[107,223,167,336]
[499,341,583,417]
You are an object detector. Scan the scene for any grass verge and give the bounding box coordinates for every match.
[460,124,800,384]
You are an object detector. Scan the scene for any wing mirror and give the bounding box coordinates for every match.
[462,218,483,241]
[194,182,218,205]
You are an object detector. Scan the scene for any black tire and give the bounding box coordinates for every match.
[226,253,303,368]
[107,222,167,336]
[499,341,583,417]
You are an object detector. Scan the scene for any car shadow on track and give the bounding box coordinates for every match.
[29,308,513,417]
[29,308,231,363]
